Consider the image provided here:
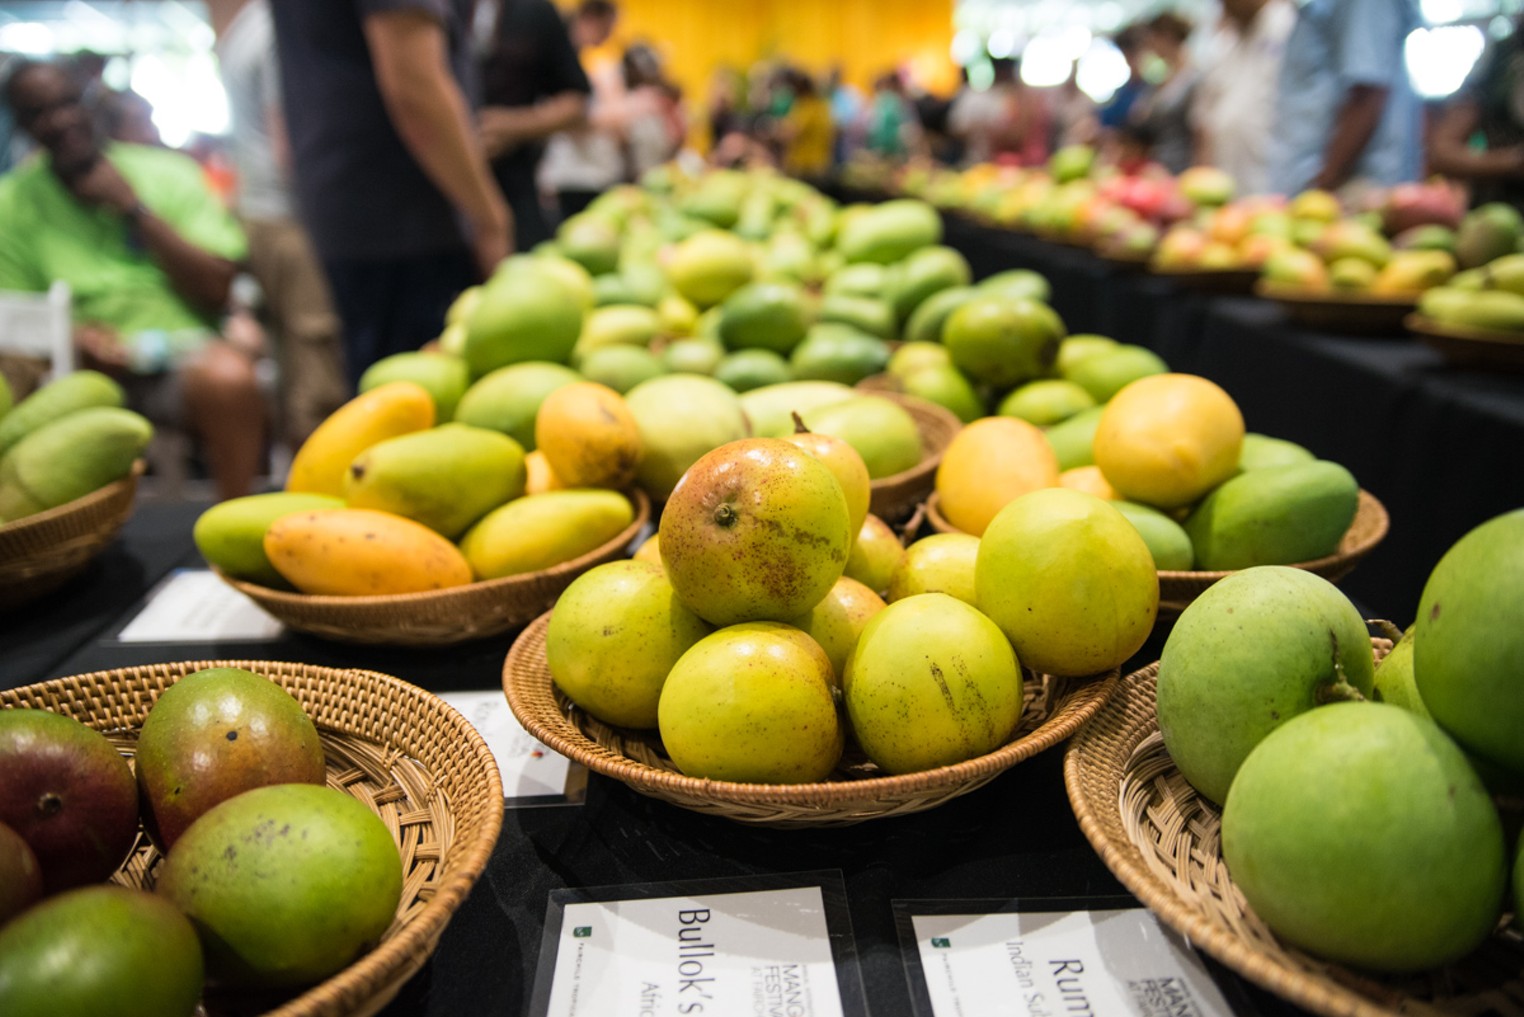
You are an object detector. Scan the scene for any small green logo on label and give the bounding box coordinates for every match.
[573,926,592,938]
[931,937,951,949]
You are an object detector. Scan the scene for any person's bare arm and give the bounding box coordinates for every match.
[479,92,587,158]
[1312,83,1389,191]
[64,159,237,314]
[1428,95,1524,181]
[363,8,511,275]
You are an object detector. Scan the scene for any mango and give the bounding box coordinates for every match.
[823,262,886,297]
[784,575,885,682]
[658,622,842,783]
[802,395,922,480]
[887,245,972,323]
[1222,703,1505,972]
[194,492,346,586]
[782,425,872,538]
[789,328,891,386]
[0,372,11,420]
[1156,566,1374,804]
[1454,201,1522,269]
[134,666,325,850]
[358,351,469,421]
[901,285,977,344]
[718,282,809,354]
[1236,432,1315,472]
[837,199,941,264]
[1370,249,1455,294]
[1093,373,1244,510]
[345,423,526,538]
[535,381,642,490]
[1063,345,1169,403]
[844,513,905,593]
[714,348,792,392]
[998,379,1097,427]
[463,261,585,375]
[660,338,724,376]
[936,416,1060,536]
[546,561,712,728]
[816,293,895,339]
[1414,509,1524,776]
[737,380,855,438]
[844,593,1022,774]
[888,340,953,379]
[157,784,402,988]
[0,886,202,1017]
[286,381,434,496]
[978,268,1052,303]
[1043,405,1105,471]
[0,406,151,520]
[1112,501,1194,571]
[558,214,621,275]
[976,489,1158,677]
[578,344,667,393]
[1184,460,1359,570]
[453,361,581,451]
[1421,286,1524,331]
[0,369,123,460]
[666,229,754,308]
[900,364,984,424]
[888,533,979,605]
[1055,334,1118,376]
[0,822,41,925]
[625,374,750,499]
[943,296,1064,390]
[571,304,662,364]
[461,489,634,579]
[264,508,473,594]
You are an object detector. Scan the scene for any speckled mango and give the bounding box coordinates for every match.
[263,509,473,595]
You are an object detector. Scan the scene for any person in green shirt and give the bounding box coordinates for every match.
[0,59,266,500]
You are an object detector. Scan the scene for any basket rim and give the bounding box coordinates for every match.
[503,610,1117,810]
[863,390,962,493]
[0,457,145,539]
[1060,645,1505,1017]
[1405,311,1524,347]
[213,487,650,608]
[1255,279,1420,310]
[926,488,1390,582]
[1,658,505,1017]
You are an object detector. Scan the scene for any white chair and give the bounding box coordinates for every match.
[0,280,73,380]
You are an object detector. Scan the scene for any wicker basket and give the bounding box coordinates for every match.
[1256,281,1418,335]
[1406,313,1524,373]
[1063,644,1524,1017]
[0,659,504,1017]
[926,489,1389,617]
[0,459,144,612]
[503,610,1116,827]
[213,490,650,646]
[861,391,962,523]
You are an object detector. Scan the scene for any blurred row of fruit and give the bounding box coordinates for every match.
[0,667,403,1014]
[851,146,1524,336]
[0,371,152,524]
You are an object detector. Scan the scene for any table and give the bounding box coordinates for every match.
[2,504,1311,1017]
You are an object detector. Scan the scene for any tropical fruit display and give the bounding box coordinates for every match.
[539,424,1153,788]
[932,370,1369,581]
[0,666,406,1014]
[0,371,152,524]
[1146,512,1523,976]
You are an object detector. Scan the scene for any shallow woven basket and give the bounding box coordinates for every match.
[1063,643,1524,1017]
[214,489,649,646]
[857,390,963,523]
[1256,281,1418,335]
[926,489,1389,617]
[0,659,504,1017]
[503,610,1116,827]
[0,459,144,612]
[1406,313,1524,373]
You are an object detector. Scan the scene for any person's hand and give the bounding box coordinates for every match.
[74,323,130,376]
[470,203,513,280]
[60,158,139,215]
[479,107,525,159]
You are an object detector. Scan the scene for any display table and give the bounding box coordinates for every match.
[2,503,1316,1017]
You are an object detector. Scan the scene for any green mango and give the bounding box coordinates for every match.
[902,285,978,344]
[836,199,941,265]
[0,406,151,520]
[461,489,635,578]
[887,245,971,323]
[816,293,896,340]
[1042,405,1106,471]
[0,370,124,460]
[789,328,891,386]
[193,492,347,587]
[1112,500,1194,570]
[736,380,855,438]
[1237,433,1316,472]
[358,351,469,421]
[900,364,984,424]
[1184,460,1359,570]
[802,395,922,479]
[0,373,11,420]
[453,361,581,451]
[343,423,526,538]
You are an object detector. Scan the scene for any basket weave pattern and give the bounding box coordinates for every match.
[214,489,650,646]
[1064,647,1524,1017]
[862,391,963,523]
[0,459,143,611]
[1,659,504,1017]
[504,611,1115,827]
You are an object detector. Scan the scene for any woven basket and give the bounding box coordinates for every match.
[0,459,144,612]
[926,489,1389,617]
[1406,314,1524,373]
[0,659,504,1017]
[861,391,962,523]
[503,610,1116,827]
[213,489,650,646]
[1256,281,1418,335]
[1063,644,1524,1017]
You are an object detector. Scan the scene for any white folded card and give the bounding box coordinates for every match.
[436,690,576,802]
[117,569,284,643]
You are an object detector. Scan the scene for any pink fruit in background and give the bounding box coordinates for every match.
[1382,181,1466,236]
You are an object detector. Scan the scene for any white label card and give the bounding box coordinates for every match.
[117,569,284,642]
[911,908,1235,1017]
[437,690,574,801]
[545,885,845,1017]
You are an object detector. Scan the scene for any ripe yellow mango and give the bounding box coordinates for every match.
[459,490,634,579]
[285,382,435,496]
[263,509,473,595]
[533,382,641,489]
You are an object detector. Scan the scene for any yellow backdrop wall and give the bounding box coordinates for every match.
[575,0,956,145]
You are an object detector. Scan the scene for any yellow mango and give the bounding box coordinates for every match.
[263,509,473,595]
[533,382,642,489]
[523,450,566,495]
[459,490,634,579]
[285,382,435,496]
